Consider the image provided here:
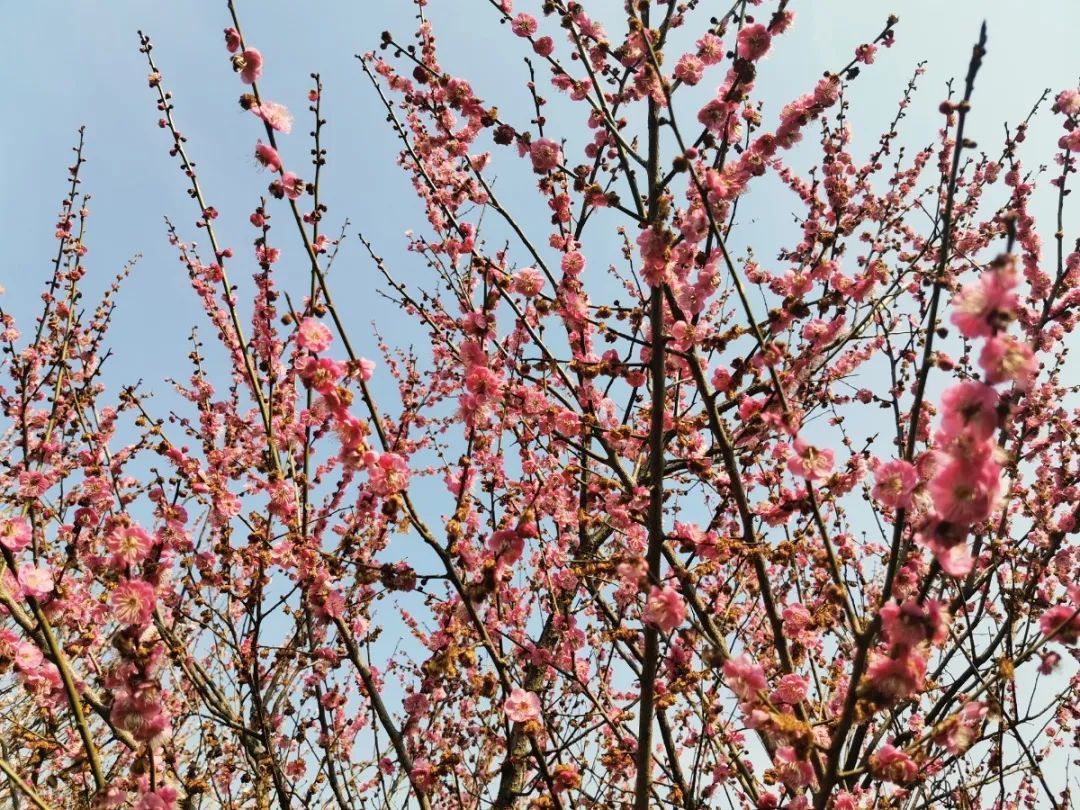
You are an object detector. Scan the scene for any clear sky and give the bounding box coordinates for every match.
[2,1,1078,395]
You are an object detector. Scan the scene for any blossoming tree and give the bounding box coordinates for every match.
[2,1,1079,808]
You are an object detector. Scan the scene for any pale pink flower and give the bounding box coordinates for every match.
[13,641,43,671]
[511,13,538,37]
[224,27,242,53]
[723,653,767,701]
[880,599,949,647]
[979,335,1036,389]
[674,54,704,85]
[0,517,31,552]
[864,651,926,703]
[939,381,1000,441]
[529,138,563,173]
[410,758,437,792]
[774,745,814,789]
[642,585,687,632]
[872,459,918,509]
[504,687,542,723]
[254,101,293,133]
[1040,603,1080,644]
[111,579,157,627]
[934,701,987,755]
[280,171,305,200]
[234,47,264,84]
[928,456,1000,525]
[870,744,918,784]
[511,267,545,297]
[297,318,333,353]
[106,524,155,566]
[17,564,54,599]
[254,141,282,172]
[950,266,1017,338]
[736,24,772,61]
[787,437,834,481]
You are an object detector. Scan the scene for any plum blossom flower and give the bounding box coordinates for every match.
[106,523,156,566]
[934,701,987,755]
[17,564,54,599]
[111,579,157,627]
[504,687,542,723]
[787,438,834,481]
[979,335,1036,389]
[864,651,926,703]
[1040,603,1080,644]
[939,381,1000,441]
[254,141,282,172]
[511,267,545,297]
[872,459,918,509]
[870,744,918,784]
[233,47,263,84]
[254,100,293,133]
[529,138,563,173]
[223,28,241,53]
[773,746,815,789]
[880,599,949,647]
[642,585,687,632]
[410,758,437,792]
[0,517,31,552]
[950,262,1018,338]
[927,456,1001,525]
[723,653,767,701]
[511,13,538,37]
[736,24,772,61]
[297,318,333,352]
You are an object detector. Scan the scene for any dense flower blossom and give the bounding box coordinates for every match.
[253,100,293,133]
[17,564,54,599]
[111,579,157,626]
[787,438,835,481]
[297,317,333,352]
[872,459,918,509]
[503,687,542,723]
[0,516,31,552]
[642,585,687,632]
[528,138,562,173]
[870,745,918,784]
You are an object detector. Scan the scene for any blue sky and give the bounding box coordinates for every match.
[2,0,1078,394]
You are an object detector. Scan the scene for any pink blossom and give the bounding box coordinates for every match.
[529,138,563,173]
[0,516,31,552]
[774,746,814,789]
[504,687,542,723]
[928,456,1000,525]
[533,36,554,57]
[872,459,918,509]
[254,101,293,134]
[736,24,772,61]
[235,47,264,84]
[1040,603,1080,644]
[111,579,157,626]
[223,27,241,53]
[950,265,1018,338]
[642,585,687,632]
[870,744,918,784]
[511,267,545,297]
[787,438,834,481]
[880,599,949,647]
[17,564,54,599]
[674,54,704,86]
[106,524,155,566]
[723,653,767,701]
[297,318,333,352]
[13,641,43,671]
[864,652,926,703]
[410,758,436,792]
[511,13,538,37]
[934,701,987,755]
[254,141,282,172]
[939,381,1000,441]
[979,335,1036,389]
